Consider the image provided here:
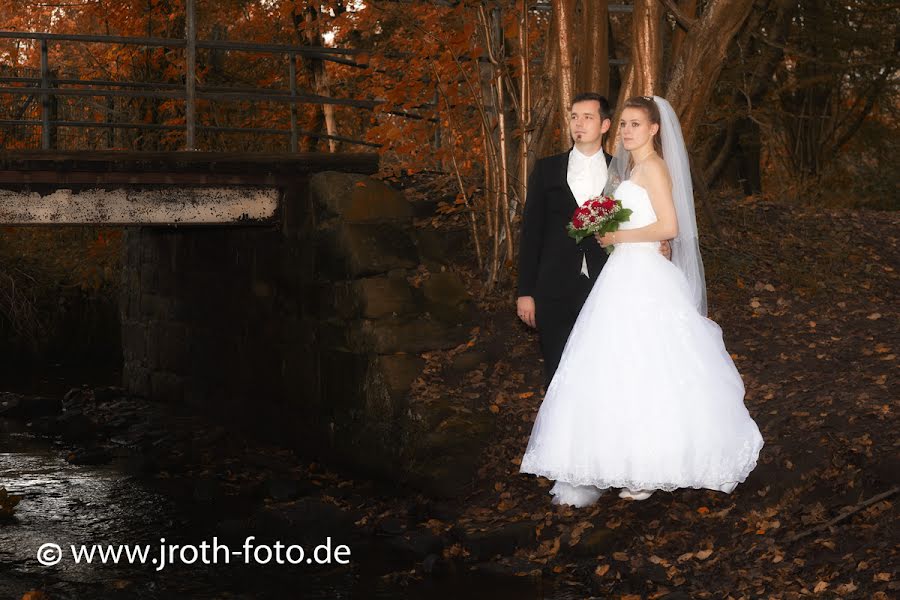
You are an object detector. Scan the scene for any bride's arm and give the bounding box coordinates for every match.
[599,160,678,245]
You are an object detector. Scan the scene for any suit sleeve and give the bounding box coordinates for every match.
[517,161,546,298]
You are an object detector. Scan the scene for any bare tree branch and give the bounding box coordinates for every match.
[658,0,697,30]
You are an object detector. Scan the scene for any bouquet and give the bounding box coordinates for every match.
[566,195,632,254]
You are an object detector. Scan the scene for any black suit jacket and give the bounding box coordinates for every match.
[517,148,614,300]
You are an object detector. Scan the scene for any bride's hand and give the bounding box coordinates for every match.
[659,239,672,260]
[597,232,617,248]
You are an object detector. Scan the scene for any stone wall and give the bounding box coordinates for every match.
[120,173,486,495]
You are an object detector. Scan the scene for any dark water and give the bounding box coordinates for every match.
[0,372,559,599]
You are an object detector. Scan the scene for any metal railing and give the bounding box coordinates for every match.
[0,0,380,151]
[0,2,635,153]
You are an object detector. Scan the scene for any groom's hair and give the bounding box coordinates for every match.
[571,92,612,122]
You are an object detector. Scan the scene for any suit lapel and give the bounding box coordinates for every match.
[560,150,579,210]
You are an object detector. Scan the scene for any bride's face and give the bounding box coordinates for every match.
[619,107,659,152]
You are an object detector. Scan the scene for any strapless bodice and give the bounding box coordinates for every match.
[615,180,657,228]
[613,180,659,251]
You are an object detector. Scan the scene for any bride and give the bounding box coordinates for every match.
[519,96,764,507]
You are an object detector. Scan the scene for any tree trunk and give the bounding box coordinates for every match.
[671,0,697,63]
[553,0,576,151]
[529,3,561,163]
[607,0,661,150]
[306,10,338,152]
[664,0,756,146]
[631,0,663,95]
[517,0,531,213]
[576,0,610,95]
[606,63,633,153]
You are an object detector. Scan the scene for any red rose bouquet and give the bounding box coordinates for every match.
[566,195,633,254]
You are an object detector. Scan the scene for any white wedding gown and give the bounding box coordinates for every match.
[519,180,764,507]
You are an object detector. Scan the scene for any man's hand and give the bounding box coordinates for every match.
[659,239,672,260]
[517,296,536,328]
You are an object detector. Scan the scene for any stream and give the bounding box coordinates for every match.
[0,370,556,599]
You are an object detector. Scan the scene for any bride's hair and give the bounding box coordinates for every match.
[623,96,663,158]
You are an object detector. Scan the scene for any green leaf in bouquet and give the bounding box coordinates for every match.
[616,208,633,223]
[567,224,588,243]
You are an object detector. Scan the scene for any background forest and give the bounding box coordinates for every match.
[0,4,897,598]
[0,0,896,355]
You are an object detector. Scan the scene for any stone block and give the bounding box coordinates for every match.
[319,281,359,320]
[140,293,170,318]
[158,323,190,373]
[318,350,370,411]
[121,320,147,362]
[421,271,472,323]
[279,183,309,232]
[411,227,469,268]
[403,410,496,498]
[318,318,353,352]
[337,222,418,277]
[310,171,413,222]
[375,354,425,403]
[355,274,417,319]
[356,316,469,353]
[139,267,156,291]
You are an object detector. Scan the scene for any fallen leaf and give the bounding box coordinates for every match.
[835,582,858,594]
[594,564,610,577]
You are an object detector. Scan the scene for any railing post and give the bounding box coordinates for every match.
[40,38,52,149]
[185,0,197,150]
[288,52,298,153]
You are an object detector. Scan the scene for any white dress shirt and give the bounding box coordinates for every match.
[566,146,609,276]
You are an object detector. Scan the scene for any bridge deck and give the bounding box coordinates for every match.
[0,151,379,225]
[0,151,379,186]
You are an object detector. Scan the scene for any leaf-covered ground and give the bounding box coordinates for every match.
[397,192,899,598]
[6,192,896,599]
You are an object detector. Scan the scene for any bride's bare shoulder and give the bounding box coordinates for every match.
[633,155,671,189]
[643,155,672,189]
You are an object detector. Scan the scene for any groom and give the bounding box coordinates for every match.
[516,92,669,388]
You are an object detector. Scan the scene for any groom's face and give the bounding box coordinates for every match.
[569,100,611,146]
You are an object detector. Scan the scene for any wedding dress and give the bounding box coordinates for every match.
[519,178,764,507]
